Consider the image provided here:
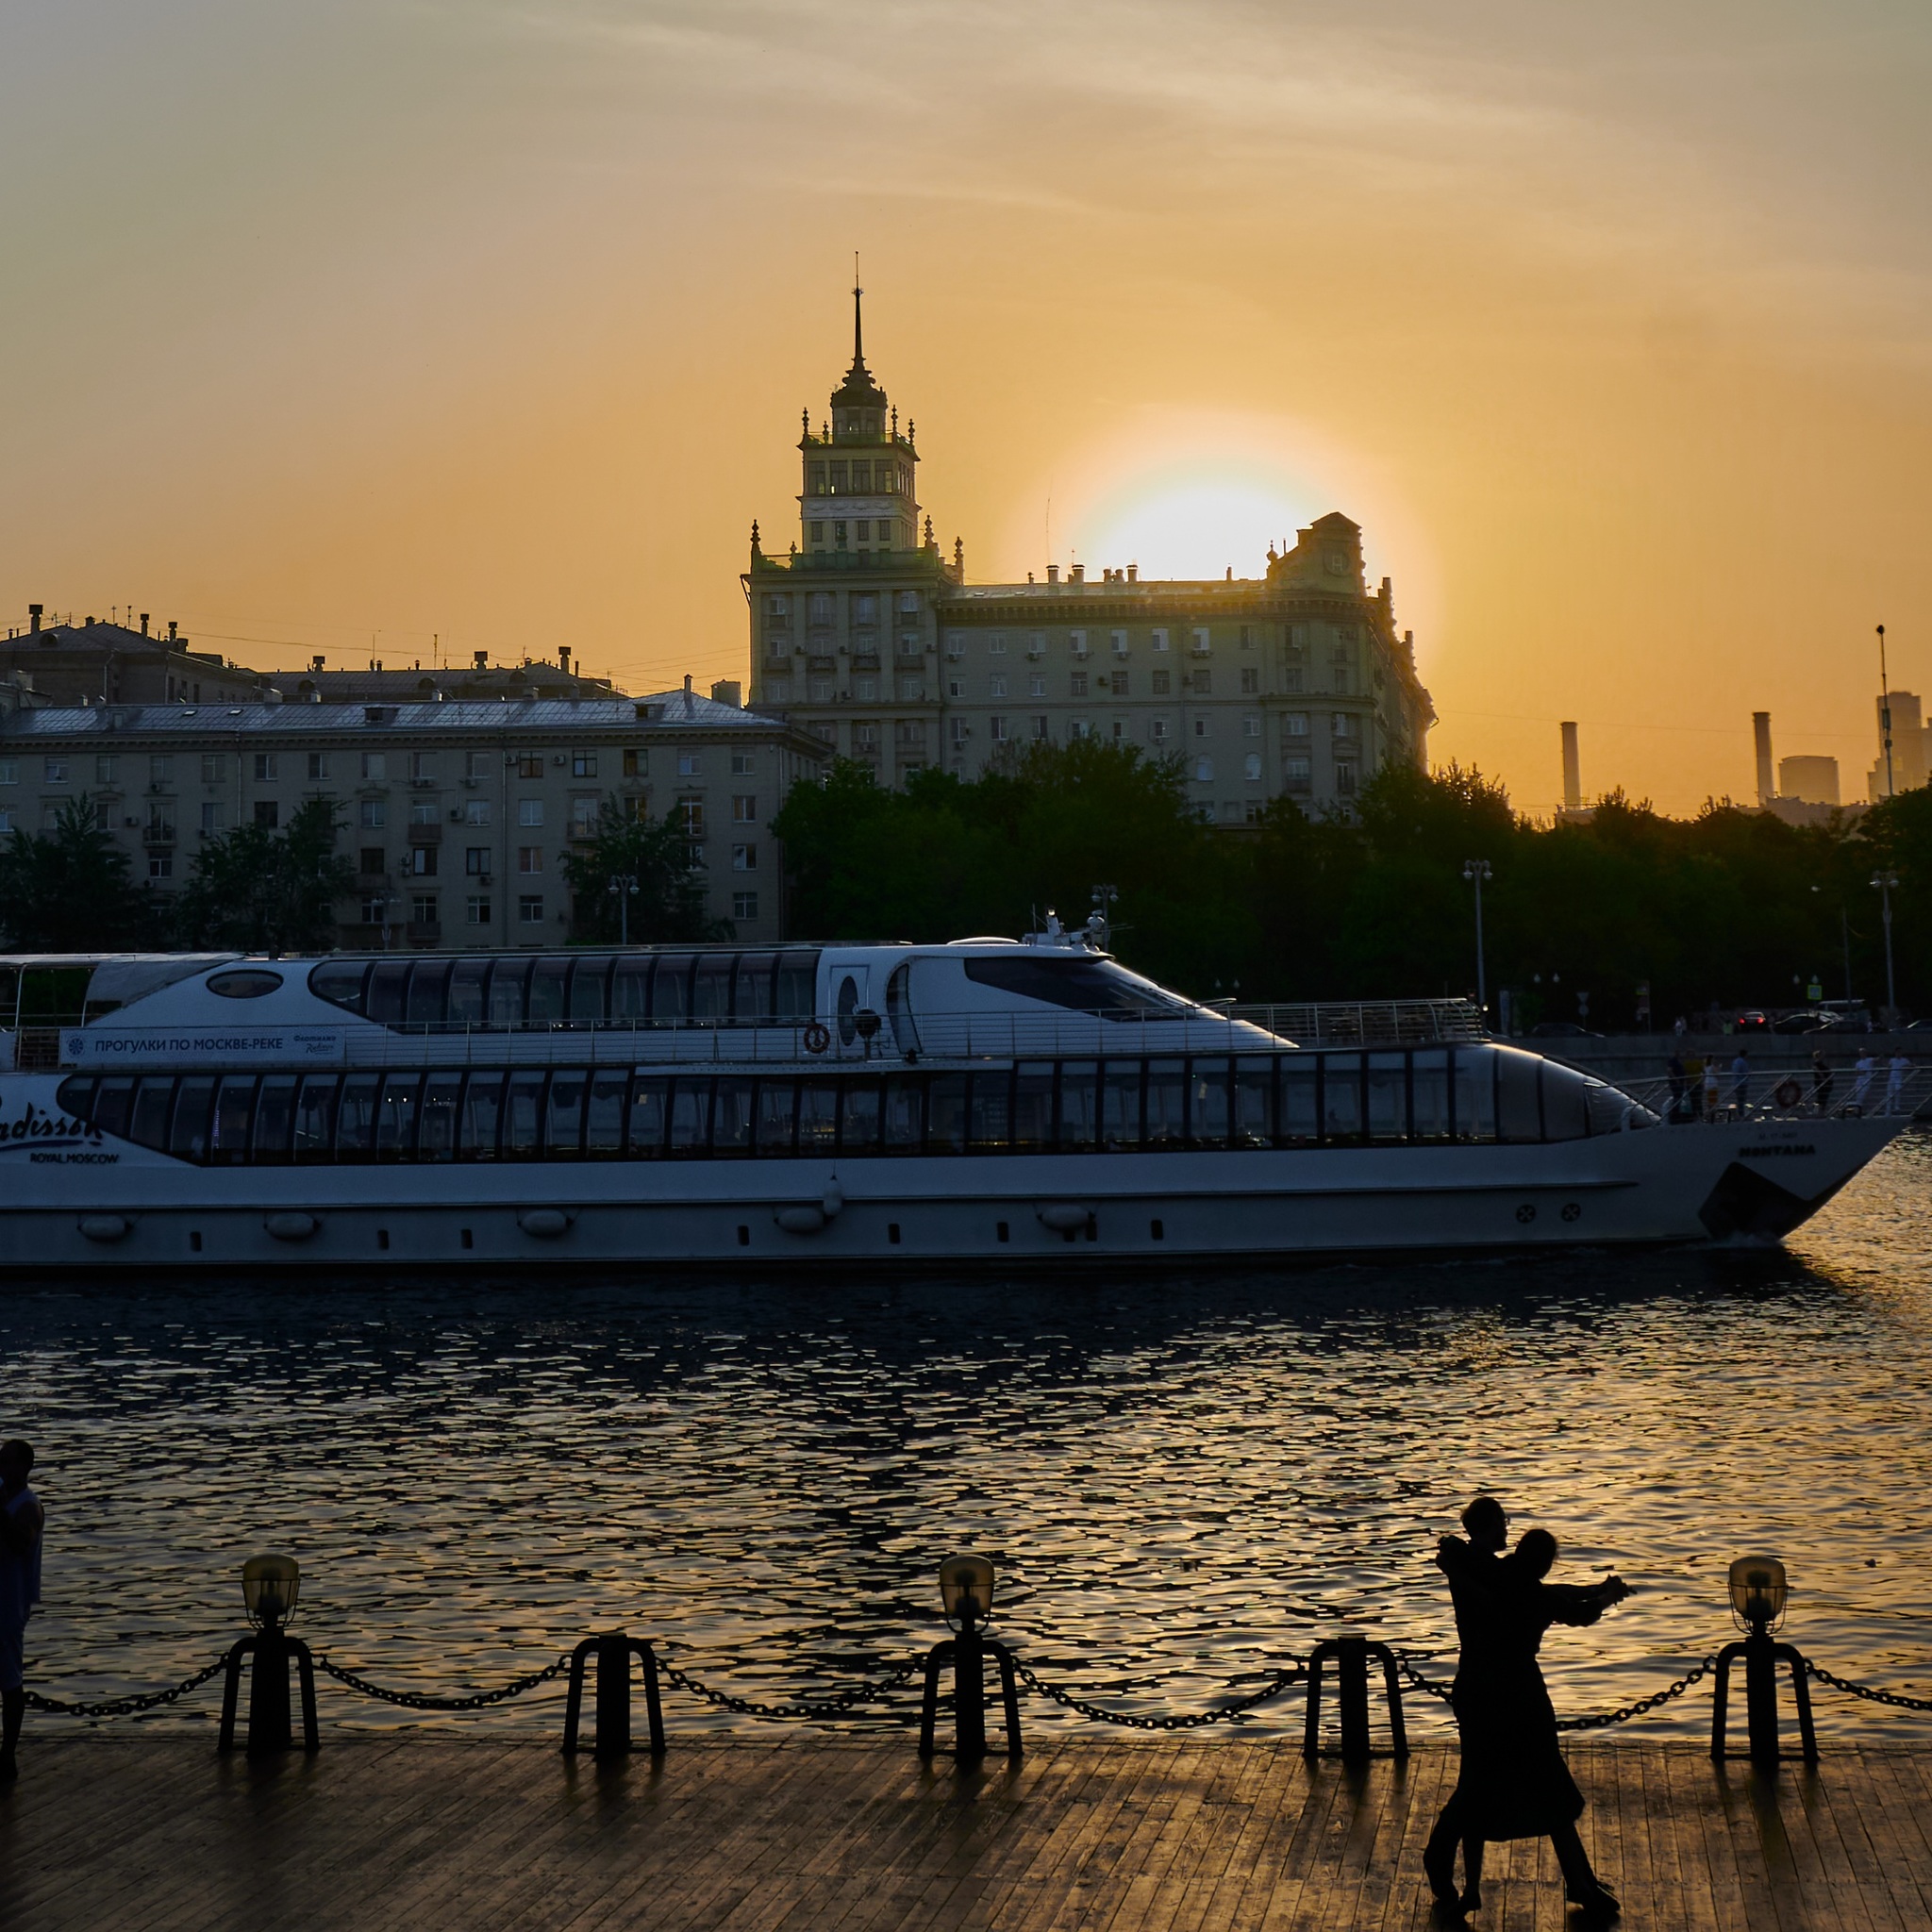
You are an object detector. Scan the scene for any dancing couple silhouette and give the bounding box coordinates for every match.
[1423,1495,1630,1923]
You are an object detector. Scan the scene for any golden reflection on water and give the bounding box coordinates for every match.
[8,1129,1932,1741]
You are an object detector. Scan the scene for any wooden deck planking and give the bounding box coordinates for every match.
[6,1739,1932,1931]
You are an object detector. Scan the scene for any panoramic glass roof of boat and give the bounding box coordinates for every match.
[961,955,1195,1018]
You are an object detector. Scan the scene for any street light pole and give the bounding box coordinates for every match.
[1878,624,1895,800]
[1871,870,1899,1026]
[608,873,639,946]
[1462,859,1492,1015]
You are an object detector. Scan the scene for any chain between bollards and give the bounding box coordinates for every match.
[657,1653,924,1721]
[1804,1659,1932,1714]
[1013,1659,1307,1730]
[24,1657,229,1718]
[313,1653,573,1711]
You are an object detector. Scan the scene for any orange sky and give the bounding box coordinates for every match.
[5,0,1929,817]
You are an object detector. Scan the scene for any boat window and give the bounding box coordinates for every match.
[1411,1051,1452,1141]
[1146,1059,1187,1147]
[527,957,571,1026]
[459,1073,505,1158]
[308,959,369,1015]
[1058,1062,1099,1149]
[887,962,920,1055]
[842,1077,884,1152]
[1013,1064,1055,1149]
[420,1072,463,1161]
[375,1073,422,1158]
[406,961,449,1028]
[1277,1058,1318,1144]
[504,1072,546,1157]
[1541,1060,1591,1142]
[585,1070,628,1155]
[1496,1048,1542,1143]
[610,956,653,1024]
[1103,1062,1141,1148]
[667,1078,710,1155]
[653,955,694,1024]
[208,969,282,1000]
[365,960,410,1025]
[837,974,859,1046]
[1367,1053,1407,1141]
[92,1075,136,1141]
[208,1075,258,1164]
[545,1069,587,1156]
[18,964,89,1026]
[755,1078,796,1155]
[926,1074,968,1154]
[336,1074,380,1158]
[129,1076,176,1152]
[735,954,776,1024]
[692,955,735,1023]
[712,1076,754,1155]
[1588,1080,1643,1134]
[55,1074,95,1121]
[627,1075,670,1157]
[253,1074,298,1160]
[170,1076,217,1160]
[1322,1056,1363,1141]
[1234,1058,1273,1147]
[447,958,490,1027]
[569,958,612,1024]
[1454,1050,1496,1141]
[1190,1058,1232,1148]
[775,954,818,1021]
[882,1075,923,1151]
[292,1075,340,1160]
[969,1070,1010,1150]
[962,954,1192,1019]
[799,1078,839,1151]
[488,958,530,1028]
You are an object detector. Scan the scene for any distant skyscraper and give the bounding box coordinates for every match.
[1868,691,1926,800]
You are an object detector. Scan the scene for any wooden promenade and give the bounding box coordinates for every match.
[5,1738,1932,1930]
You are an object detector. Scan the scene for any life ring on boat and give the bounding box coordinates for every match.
[802,1022,832,1055]
[1774,1078,1803,1109]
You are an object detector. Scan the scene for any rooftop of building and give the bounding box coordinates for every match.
[0,615,240,669]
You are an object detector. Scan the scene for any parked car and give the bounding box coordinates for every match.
[1772,1010,1838,1034]
[1528,1021,1606,1039]
[1734,1010,1771,1032]
[1816,1000,1874,1032]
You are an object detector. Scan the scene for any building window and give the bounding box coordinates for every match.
[1191,628,1211,656]
[733,891,758,920]
[410,752,435,780]
[1332,712,1357,739]
[988,634,1007,655]
[853,723,879,755]
[1194,716,1211,738]
[949,719,968,748]
[361,752,387,781]
[686,843,707,871]
[947,677,964,700]
[96,756,118,786]
[359,799,387,828]
[200,755,223,784]
[677,753,702,777]
[570,796,597,834]
[1336,762,1358,797]
[1028,674,1046,698]
[990,674,1008,699]
[1240,625,1253,649]
[1151,670,1171,696]
[623,748,646,778]
[518,799,543,827]
[1070,671,1089,698]
[1067,631,1086,658]
[732,842,758,872]
[464,799,491,825]
[898,675,923,701]
[1244,753,1263,781]
[466,895,491,924]
[254,754,277,781]
[517,846,542,874]
[732,794,757,824]
[466,846,490,875]
[990,717,1008,743]
[1151,629,1170,652]
[572,752,598,778]
[1285,668,1305,693]
[518,894,543,924]
[359,848,385,875]
[1152,719,1170,743]
[1110,671,1128,696]
[42,758,68,783]
[1069,720,1091,741]
[856,521,871,541]
[308,752,330,780]
[944,633,966,659]
[148,855,172,880]
[1243,715,1261,738]
[465,751,490,779]
[401,801,432,826]
[855,676,876,702]
[834,521,847,546]
[731,750,754,776]
[1111,630,1128,658]
[254,801,279,829]
[150,756,173,784]
[0,808,11,832]
[1191,670,1211,695]
[808,522,824,545]
[678,801,704,837]
[1241,668,1259,694]
[408,846,437,876]
[1284,712,1309,739]
[40,806,59,831]
[0,760,15,786]
[411,892,438,924]
[360,895,387,924]
[1194,756,1214,783]
[768,595,788,617]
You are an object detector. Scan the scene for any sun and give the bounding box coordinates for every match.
[1076,469,1322,582]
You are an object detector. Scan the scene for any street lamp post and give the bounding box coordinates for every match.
[1878,625,1895,800]
[1871,871,1899,1026]
[1462,859,1492,1015]
[608,873,640,946]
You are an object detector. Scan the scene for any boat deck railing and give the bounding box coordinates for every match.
[1228,999,1486,1044]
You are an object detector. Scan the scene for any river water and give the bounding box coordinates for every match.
[8,1131,1932,1743]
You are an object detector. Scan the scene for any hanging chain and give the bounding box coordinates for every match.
[655,1654,922,1721]
[1012,1659,1307,1731]
[1394,1654,1457,1703]
[1806,1658,1932,1714]
[25,1657,228,1719]
[314,1653,572,1711]
[1554,1655,1720,1730]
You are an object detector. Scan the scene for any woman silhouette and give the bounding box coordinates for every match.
[1430,1527,1628,1920]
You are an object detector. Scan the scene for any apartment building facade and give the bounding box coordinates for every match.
[744,295,1435,818]
[0,685,823,947]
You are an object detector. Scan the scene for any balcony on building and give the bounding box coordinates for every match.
[406,821,441,845]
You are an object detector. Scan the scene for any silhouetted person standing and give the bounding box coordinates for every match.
[0,1439,44,1784]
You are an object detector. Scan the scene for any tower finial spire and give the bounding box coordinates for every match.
[852,251,864,367]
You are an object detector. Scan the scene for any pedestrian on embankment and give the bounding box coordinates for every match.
[0,1438,44,1784]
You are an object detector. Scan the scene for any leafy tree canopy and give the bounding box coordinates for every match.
[560,799,730,944]
[175,797,356,953]
[0,794,159,951]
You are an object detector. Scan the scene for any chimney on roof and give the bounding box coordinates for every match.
[167,621,177,641]
[311,655,325,673]
[684,674,693,694]
[140,612,150,636]
[1127,565,1137,583]
[1070,563,1085,584]
[558,645,573,675]
[474,650,487,671]
[1047,564,1059,585]
[27,604,42,633]
[711,679,742,708]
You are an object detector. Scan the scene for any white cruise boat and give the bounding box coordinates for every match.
[0,929,1913,1272]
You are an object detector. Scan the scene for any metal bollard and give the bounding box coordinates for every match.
[1711,1631,1817,1766]
[1301,1636,1407,1764]
[562,1631,666,1760]
[218,1625,320,1757]
[917,1626,1022,1764]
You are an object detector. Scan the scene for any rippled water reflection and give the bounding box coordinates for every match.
[8,1131,1932,1741]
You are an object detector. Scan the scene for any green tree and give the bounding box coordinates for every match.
[0,794,158,950]
[176,797,356,951]
[560,799,728,943]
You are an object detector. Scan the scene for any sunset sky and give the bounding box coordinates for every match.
[5,1,1928,816]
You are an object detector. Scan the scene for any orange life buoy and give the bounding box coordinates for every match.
[803,1022,832,1055]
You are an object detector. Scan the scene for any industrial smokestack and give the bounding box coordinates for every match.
[1560,721,1582,812]
[1753,711,1774,805]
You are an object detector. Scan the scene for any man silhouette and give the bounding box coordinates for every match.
[0,1439,44,1784]
[1423,1494,1508,1912]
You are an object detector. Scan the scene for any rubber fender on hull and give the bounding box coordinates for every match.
[1036,1204,1091,1234]
[517,1208,572,1238]
[77,1214,132,1243]
[264,1212,319,1241]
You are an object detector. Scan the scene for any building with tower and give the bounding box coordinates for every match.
[744,287,1434,819]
